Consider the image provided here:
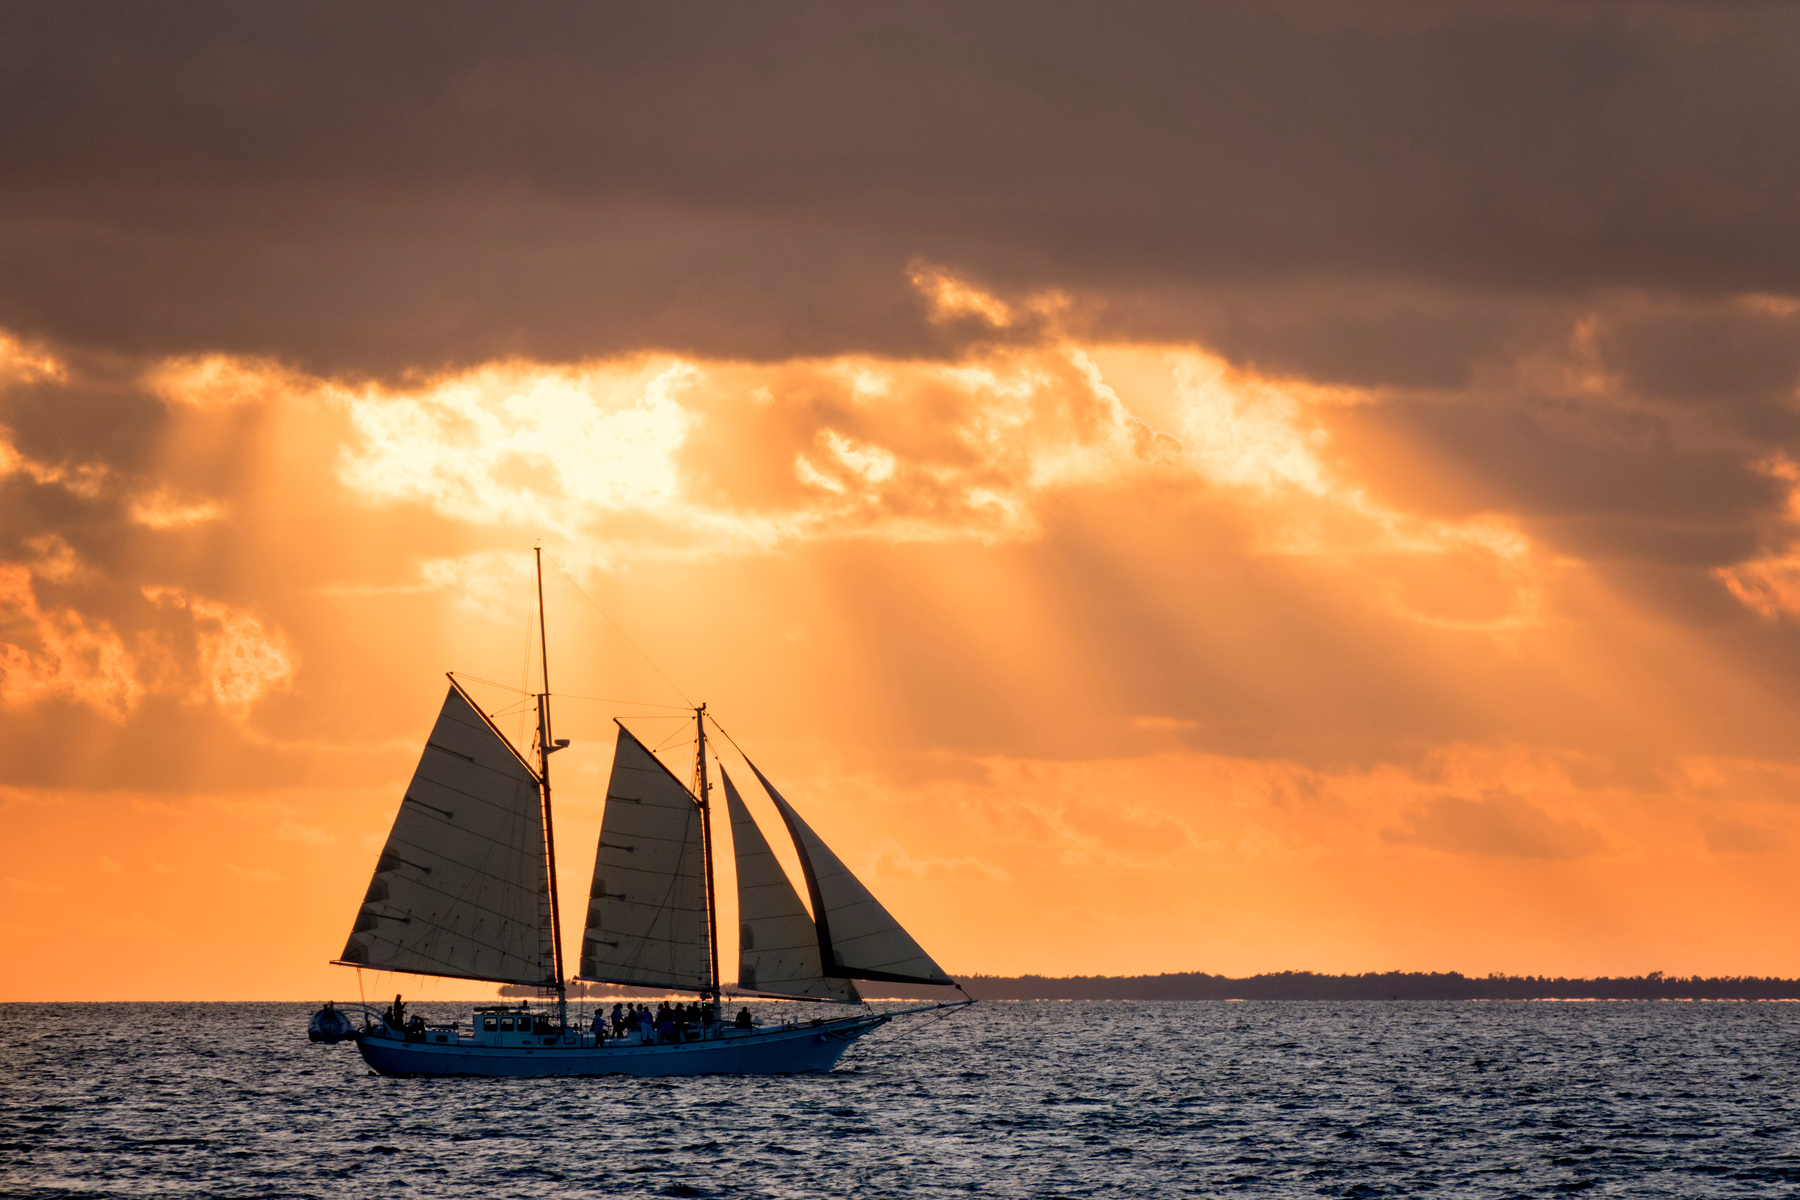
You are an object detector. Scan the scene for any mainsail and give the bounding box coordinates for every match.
[578,725,713,990]
[338,684,556,985]
[748,761,953,986]
[722,769,859,1003]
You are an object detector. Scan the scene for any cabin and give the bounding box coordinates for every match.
[472,1009,560,1047]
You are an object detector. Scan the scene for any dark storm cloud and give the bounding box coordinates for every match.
[5,0,1800,372]
[9,0,1800,596]
[1599,306,1800,412]
[1343,387,1785,546]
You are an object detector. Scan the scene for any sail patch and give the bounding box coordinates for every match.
[723,768,860,1003]
[576,725,713,991]
[336,684,556,987]
[750,760,952,987]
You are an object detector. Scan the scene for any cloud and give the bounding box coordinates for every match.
[0,259,1782,795]
[142,587,299,714]
[226,864,281,884]
[1701,817,1782,856]
[416,552,540,620]
[1382,793,1605,860]
[8,4,1800,378]
[23,534,88,584]
[119,278,1547,650]
[0,425,108,499]
[339,359,697,534]
[0,563,141,719]
[127,489,227,530]
[1712,456,1800,620]
[867,839,1012,883]
[145,355,322,411]
[0,334,64,384]
[0,528,300,724]
[274,820,335,846]
[1131,716,1199,732]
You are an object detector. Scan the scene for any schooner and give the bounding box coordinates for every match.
[326,549,968,1076]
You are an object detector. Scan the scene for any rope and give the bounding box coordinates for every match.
[703,711,750,757]
[452,672,532,695]
[867,996,975,1051]
[552,695,693,711]
[549,556,694,707]
[653,731,697,755]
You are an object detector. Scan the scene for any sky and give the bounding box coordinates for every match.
[6,1,1800,999]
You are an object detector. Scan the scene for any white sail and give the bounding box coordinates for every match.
[338,685,555,986]
[577,725,713,991]
[749,762,953,986]
[722,769,859,1003]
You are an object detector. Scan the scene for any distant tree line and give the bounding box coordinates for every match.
[505,971,1800,1001]
[876,971,1800,1001]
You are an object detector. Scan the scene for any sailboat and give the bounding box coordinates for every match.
[327,549,969,1077]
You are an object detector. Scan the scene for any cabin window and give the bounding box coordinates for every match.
[499,1017,514,1031]
[482,1017,497,1031]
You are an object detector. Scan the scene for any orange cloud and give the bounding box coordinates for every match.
[1381,793,1605,860]
[5,270,1800,998]
[127,488,228,530]
[0,532,298,724]
[0,426,107,498]
[142,586,299,715]
[0,563,141,719]
[0,332,65,385]
[128,282,1551,655]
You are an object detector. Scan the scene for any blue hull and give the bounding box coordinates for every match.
[356,1016,884,1077]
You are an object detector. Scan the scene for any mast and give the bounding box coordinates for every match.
[534,545,568,1030]
[695,704,722,1011]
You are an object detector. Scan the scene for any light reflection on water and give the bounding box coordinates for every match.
[2,999,1798,1197]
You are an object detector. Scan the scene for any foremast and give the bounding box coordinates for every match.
[694,704,723,1013]
[534,545,570,1032]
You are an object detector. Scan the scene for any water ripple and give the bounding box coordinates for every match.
[2,1000,1798,1196]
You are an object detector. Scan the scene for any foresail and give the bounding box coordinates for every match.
[338,685,555,986]
[578,726,713,991]
[749,762,953,986]
[722,769,859,1003]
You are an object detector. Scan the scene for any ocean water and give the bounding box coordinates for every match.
[2,999,1797,1197]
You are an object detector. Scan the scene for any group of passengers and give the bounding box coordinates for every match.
[586,1000,758,1044]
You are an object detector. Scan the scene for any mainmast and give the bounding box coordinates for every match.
[534,545,569,1031]
[695,704,722,1010]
